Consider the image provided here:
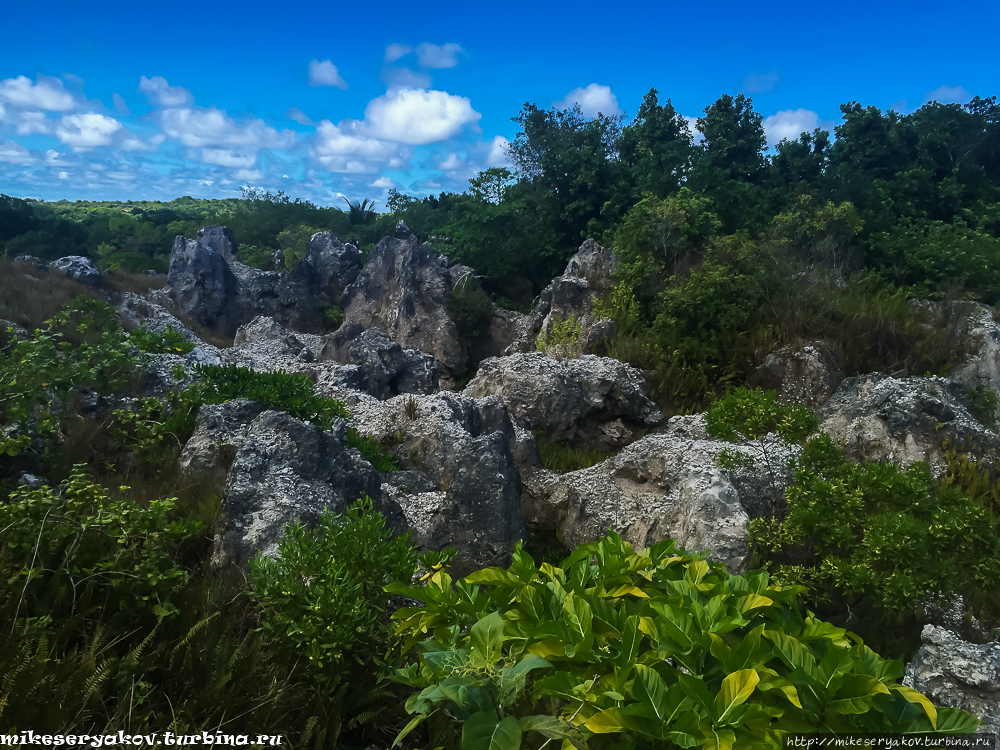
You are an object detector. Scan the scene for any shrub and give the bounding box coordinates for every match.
[389,531,978,748]
[447,282,494,342]
[536,315,583,359]
[249,497,417,681]
[128,323,195,354]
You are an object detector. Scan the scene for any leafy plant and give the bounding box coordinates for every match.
[536,315,583,359]
[389,531,978,749]
[534,431,614,474]
[128,323,195,355]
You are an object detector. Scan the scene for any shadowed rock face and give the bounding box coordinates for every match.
[904,625,1000,737]
[338,221,467,375]
[165,226,362,337]
[319,324,439,399]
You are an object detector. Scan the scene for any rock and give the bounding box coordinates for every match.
[817,373,1000,477]
[338,221,467,375]
[520,431,793,574]
[13,255,49,274]
[167,226,243,336]
[115,292,222,367]
[326,388,527,576]
[318,324,440,399]
[212,410,405,570]
[949,301,1000,395]
[51,256,102,287]
[904,625,999,738]
[504,239,617,355]
[747,340,843,409]
[178,399,269,495]
[222,315,319,372]
[464,353,664,450]
[16,473,49,490]
[277,232,362,332]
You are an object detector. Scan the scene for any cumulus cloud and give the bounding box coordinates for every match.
[310,118,401,173]
[384,43,412,63]
[924,85,972,104]
[139,76,194,108]
[0,75,75,111]
[364,88,481,145]
[0,140,35,165]
[486,135,511,168]
[44,149,74,166]
[308,60,348,89]
[438,152,463,170]
[197,148,257,168]
[12,111,52,136]
[555,84,621,118]
[371,176,396,189]
[119,132,165,153]
[762,109,820,145]
[112,93,131,115]
[415,43,464,69]
[158,107,294,150]
[285,107,314,125]
[234,168,264,182]
[54,113,122,151]
[741,71,779,94]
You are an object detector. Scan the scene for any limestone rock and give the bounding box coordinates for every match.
[222,315,319,372]
[464,353,664,449]
[338,221,467,375]
[212,410,404,570]
[276,232,362,332]
[949,301,1000,395]
[318,324,440,399]
[167,226,244,336]
[520,431,785,574]
[116,292,222,366]
[51,256,102,287]
[817,374,999,476]
[178,399,268,495]
[904,625,999,738]
[748,340,843,409]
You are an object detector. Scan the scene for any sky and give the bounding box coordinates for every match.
[1,0,997,208]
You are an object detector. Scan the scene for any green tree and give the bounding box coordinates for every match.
[619,88,695,199]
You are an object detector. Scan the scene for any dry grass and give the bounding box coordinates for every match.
[0,258,104,330]
[103,269,167,296]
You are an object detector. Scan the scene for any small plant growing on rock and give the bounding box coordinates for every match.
[128,323,195,355]
[536,315,583,360]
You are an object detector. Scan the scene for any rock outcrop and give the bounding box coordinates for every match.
[178,399,269,494]
[818,374,999,476]
[503,239,617,355]
[277,232,362,332]
[904,625,999,738]
[748,340,843,409]
[319,324,439,399]
[519,429,797,574]
[211,410,404,570]
[465,353,664,449]
[319,387,526,576]
[949,301,1000,395]
[222,316,319,372]
[338,221,467,375]
[51,256,102,287]
[166,226,244,336]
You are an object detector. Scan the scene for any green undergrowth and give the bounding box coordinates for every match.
[534,430,614,474]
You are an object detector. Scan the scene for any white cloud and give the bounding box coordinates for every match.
[158,107,294,150]
[0,140,35,165]
[415,43,464,69]
[555,83,621,118]
[371,176,396,189]
[438,152,463,170]
[0,75,75,111]
[197,148,257,168]
[234,168,264,182]
[285,107,314,125]
[310,118,401,173]
[119,132,165,153]
[384,43,412,63]
[742,71,779,94]
[112,93,131,114]
[54,113,122,151]
[58,171,69,180]
[763,109,821,146]
[683,115,703,144]
[12,111,52,136]
[139,76,194,108]
[308,60,348,89]
[486,135,511,168]
[364,88,481,145]
[924,85,972,104]
[382,67,433,90]
[44,149,73,166]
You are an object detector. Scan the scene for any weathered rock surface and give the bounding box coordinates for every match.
[318,324,439,399]
[520,431,792,574]
[338,221,467,375]
[748,340,843,409]
[319,387,526,576]
[178,399,269,494]
[503,239,617,355]
[222,315,319,372]
[818,374,999,476]
[465,353,664,449]
[165,226,363,338]
[212,410,404,570]
[51,256,102,287]
[904,625,1000,738]
[116,292,222,368]
[949,301,1000,396]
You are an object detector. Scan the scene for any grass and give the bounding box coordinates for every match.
[534,431,615,474]
[0,257,105,330]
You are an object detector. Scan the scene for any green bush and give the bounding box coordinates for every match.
[535,315,583,359]
[447,282,494,342]
[389,531,978,749]
[706,386,818,445]
[128,323,195,354]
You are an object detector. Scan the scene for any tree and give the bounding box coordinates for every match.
[343,197,377,226]
[618,88,695,199]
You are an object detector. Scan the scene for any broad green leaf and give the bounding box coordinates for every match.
[763,629,815,675]
[500,654,552,684]
[930,705,983,734]
[826,674,889,715]
[714,669,759,722]
[684,558,711,585]
[607,584,651,598]
[633,663,669,720]
[394,712,433,746]
[890,684,937,728]
[517,715,589,749]
[562,591,593,644]
[582,706,625,733]
[533,671,585,703]
[463,712,522,750]
[526,639,566,659]
[756,668,803,709]
[470,612,505,667]
[735,593,773,613]
[465,567,523,587]
[618,615,641,665]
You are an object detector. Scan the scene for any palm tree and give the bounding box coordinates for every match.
[343,197,376,226]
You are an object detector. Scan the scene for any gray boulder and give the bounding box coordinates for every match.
[279,232,362,326]
[948,301,1000,397]
[818,373,999,477]
[116,292,222,367]
[325,387,527,576]
[222,315,319,372]
[178,399,269,495]
[464,353,664,450]
[319,324,439,399]
[904,625,999,738]
[747,340,843,409]
[503,239,617,355]
[338,221,467,375]
[212,410,404,570]
[520,429,796,574]
[167,226,244,336]
[51,256,102,287]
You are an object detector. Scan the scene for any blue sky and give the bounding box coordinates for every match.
[1,0,997,207]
